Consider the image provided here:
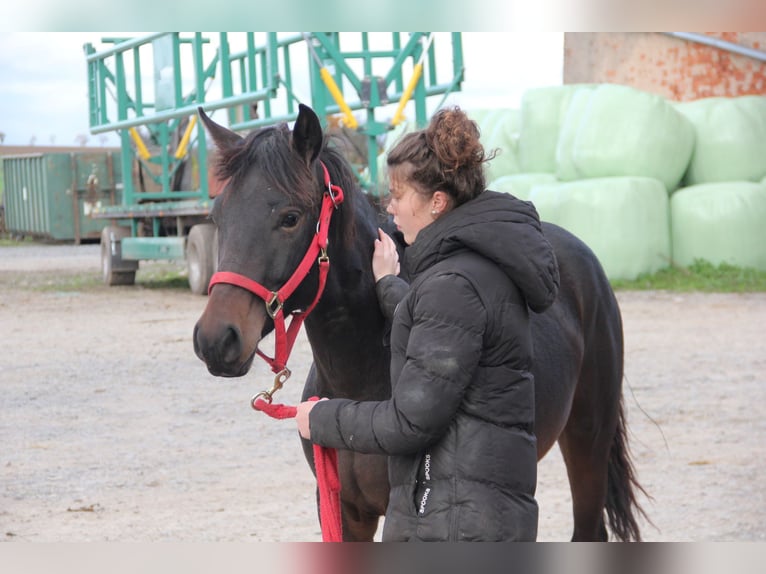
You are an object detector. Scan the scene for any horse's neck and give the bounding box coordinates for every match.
[302,204,392,400]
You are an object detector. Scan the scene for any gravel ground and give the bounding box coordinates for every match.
[1,243,765,542]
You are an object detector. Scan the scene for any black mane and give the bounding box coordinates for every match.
[215,122,378,252]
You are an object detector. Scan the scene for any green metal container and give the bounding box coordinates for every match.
[2,151,122,243]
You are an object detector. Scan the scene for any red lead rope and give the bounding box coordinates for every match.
[253,397,343,542]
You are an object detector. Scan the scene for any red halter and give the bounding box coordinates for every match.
[207,161,344,402]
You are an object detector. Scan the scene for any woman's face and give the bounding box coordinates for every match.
[386,169,432,245]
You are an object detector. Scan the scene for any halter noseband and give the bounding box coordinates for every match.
[207,161,345,403]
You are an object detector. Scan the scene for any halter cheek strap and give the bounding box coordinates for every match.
[207,161,344,402]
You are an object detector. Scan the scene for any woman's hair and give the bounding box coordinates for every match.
[386,106,493,207]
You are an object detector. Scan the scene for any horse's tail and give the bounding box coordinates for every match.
[605,398,652,541]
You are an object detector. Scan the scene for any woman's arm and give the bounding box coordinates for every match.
[305,273,486,455]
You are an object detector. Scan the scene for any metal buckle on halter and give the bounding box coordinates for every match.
[265,291,283,319]
[318,247,329,264]
[327,183,340,208]
[251,368,292,405]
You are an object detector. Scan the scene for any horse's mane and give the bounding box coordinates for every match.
[213,123,376,252]
[318,136,369,249]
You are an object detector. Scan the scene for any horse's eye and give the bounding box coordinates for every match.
[280,213,300,229]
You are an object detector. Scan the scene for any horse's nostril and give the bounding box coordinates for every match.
[220,325,243,365]
[194,322,242,370]
[193,323,203,358]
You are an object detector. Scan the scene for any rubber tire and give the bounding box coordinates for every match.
[100,225,136,286]
[186,223,217,296]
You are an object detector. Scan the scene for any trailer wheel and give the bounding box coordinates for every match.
[187,223,217,295]
[100,225,137,286]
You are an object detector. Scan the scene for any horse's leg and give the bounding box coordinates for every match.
[557,345,622,541]
[301,368,388,542]
[301,442,380,541]
[309,487,380,542]
[336,451,388,541]
[339,501,381,542]
[557,408,612,541]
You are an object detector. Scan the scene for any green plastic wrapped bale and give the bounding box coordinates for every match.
[555,88,593,182]
[489,173,557,201]
[465,108,496,132]
[375,120,416,189]
[529,177,670,280]
[675,96,766,186]
[517,84,596,174]
[483,109,522,181]
[466,108,509,137]
[554,84,695,191]
[671,182,766,270]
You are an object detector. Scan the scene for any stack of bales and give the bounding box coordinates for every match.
[524,84,695,280]
[470,108,560,201]
[670,96,766,271]
[485,84,766,280]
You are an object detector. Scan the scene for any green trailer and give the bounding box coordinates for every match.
[84,32,464,294]
[2,151,121,243]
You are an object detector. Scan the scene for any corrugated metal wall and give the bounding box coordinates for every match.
[563,32,766,101]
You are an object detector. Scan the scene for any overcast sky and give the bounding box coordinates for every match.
[0,32,564,147]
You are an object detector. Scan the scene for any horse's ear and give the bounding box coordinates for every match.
[292,104,323,166]
[197,107,243,151]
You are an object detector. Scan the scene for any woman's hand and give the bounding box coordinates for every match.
[296,399,326,439]
[372,228,400,282]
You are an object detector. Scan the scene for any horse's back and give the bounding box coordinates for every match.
[543,221,621,320]
[531,222,624,457]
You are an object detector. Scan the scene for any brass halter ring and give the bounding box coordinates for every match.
[251,368,292,406]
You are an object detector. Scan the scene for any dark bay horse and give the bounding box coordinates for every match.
[193,104,649,541]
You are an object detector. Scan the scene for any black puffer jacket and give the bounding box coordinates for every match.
[310,190,559,541]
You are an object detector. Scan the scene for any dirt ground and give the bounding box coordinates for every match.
[1,243,764,542]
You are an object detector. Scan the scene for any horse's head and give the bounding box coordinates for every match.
[193,104,343,377]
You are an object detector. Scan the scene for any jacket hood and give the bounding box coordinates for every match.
[404,190,560,312]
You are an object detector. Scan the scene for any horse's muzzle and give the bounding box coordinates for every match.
[193,321,255,377]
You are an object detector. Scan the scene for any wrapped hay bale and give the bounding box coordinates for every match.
[554,88,593,182]
[465,108,503,132]
[482,109,522,182]
[489,173,557,201]
[529,177,670,280]
[517,84,596,173]
[675,96,766,186]
[554,84,695,191]
[671,182,766,270]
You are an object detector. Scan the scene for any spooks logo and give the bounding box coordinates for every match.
[418,453,432,514]
[418,488,431,515]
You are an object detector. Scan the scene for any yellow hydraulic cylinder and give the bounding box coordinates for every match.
[392,34,434,127]
[129,127,151,160]
[303,33,358,129]
[174,115,197,159]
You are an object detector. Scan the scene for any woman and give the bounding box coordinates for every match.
[296,107,560,541]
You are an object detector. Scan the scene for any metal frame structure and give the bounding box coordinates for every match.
[83,32,464,292]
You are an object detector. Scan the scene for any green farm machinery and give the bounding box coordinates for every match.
[84,32,464,294]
